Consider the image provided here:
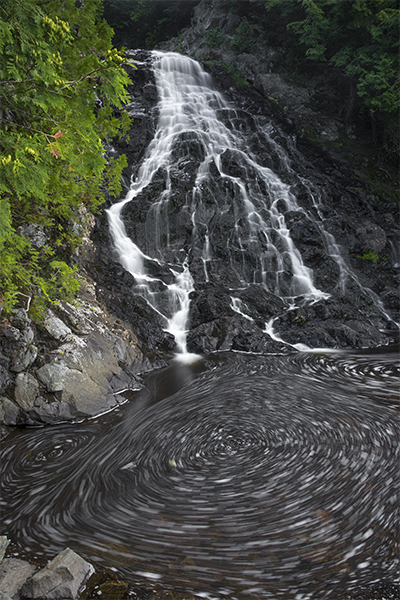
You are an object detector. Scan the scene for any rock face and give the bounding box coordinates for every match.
[0,280,168,426]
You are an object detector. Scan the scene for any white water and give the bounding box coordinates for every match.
[108,52,378,354]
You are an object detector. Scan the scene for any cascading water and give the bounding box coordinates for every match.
[107,51,340,355]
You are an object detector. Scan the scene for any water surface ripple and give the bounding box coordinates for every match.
[1,350,399,599]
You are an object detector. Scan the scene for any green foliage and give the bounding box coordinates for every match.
[204,28,225,48]
[0,0,131,317]
[223,61,249,86]
[285,0,399,121]
[358,250,380,263]
[231,21,257,53]
[103,0,200,49]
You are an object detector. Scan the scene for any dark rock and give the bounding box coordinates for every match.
[0,366,12,395]
[0,397,21,426]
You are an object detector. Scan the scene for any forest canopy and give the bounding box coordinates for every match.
[102,0,201,49]
[0,0,130,317]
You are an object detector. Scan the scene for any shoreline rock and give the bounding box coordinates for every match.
[0,542,94,600]
[0,275,170,428]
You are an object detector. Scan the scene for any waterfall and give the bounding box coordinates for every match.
[108,51,390,354]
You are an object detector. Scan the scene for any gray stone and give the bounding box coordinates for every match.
[17,223,47,249]
[0,366,12,395]
[14,373,39,412]
[36,362,111,418]
[9,309,30,329]
[10,343,38,373]
[0,558,37,600]
[0,537,9,562]
[43,311,73,342]
[36,364,70,392]
[0,397,21,426]
[0,590,13,600]
[21,327,34,345]
[0,325,20,342]
[29,400,73,424]
[21,548,94,599]
[60,368,109,417]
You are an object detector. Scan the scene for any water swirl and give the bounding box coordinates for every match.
[1,350,399,599]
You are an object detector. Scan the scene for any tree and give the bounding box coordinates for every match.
[256,0,399,147]
[102,0,200,49]
[0,0,131,317]
[286,0,399,126]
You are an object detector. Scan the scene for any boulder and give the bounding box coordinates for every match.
[10,342,38,374]
[0,558,37,600]
[36,362,110,418]
[0,397,21,426]
[21,548,94,600]
[43,311,73,342]
[14,373,39,412]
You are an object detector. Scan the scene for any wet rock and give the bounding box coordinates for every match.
[187,314,289,355]
[189,285,234,328]
[21,548,94,600]
[0,558,37,600]
[273,299,391,349]
[355,221,386,254]
[98,581,129,599]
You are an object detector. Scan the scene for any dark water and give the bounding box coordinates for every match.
[1,349,399,599]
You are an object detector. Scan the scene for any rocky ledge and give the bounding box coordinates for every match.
[0,275,169,428]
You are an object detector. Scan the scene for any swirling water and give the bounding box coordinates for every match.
[1,348,399,599]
